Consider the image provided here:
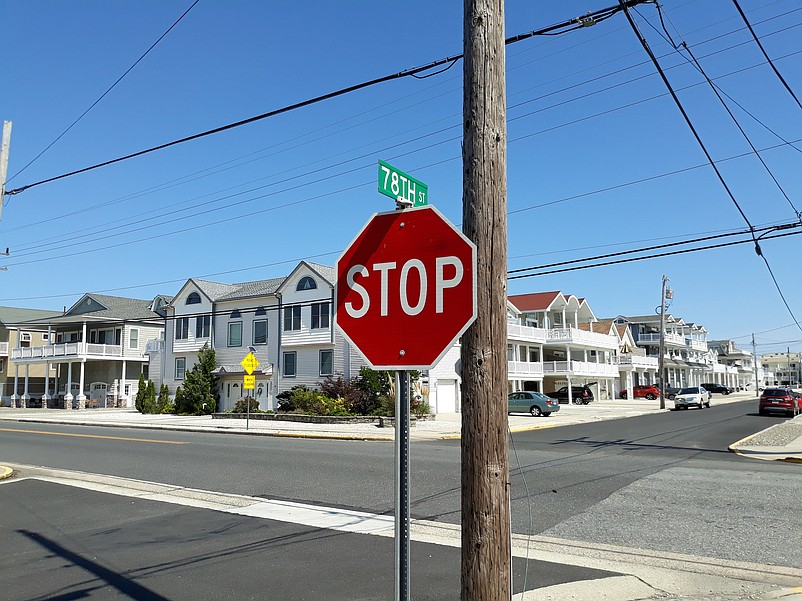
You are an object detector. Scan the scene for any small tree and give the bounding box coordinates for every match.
[143,380,157,414]
[156,384,174,414]
[134,373,147,413]
[174,344,219,415]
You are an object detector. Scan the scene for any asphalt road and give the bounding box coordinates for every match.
[1,399,799,570]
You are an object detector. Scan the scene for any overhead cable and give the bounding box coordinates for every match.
[4,0,650,196]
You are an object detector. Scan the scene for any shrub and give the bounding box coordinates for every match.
[134,373,147,413]
[233,397,261,413]
[156,384,174,414]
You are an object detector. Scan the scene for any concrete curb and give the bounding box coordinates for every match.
[0,465,13,480]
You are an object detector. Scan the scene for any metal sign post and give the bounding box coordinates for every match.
[395,369,410,601]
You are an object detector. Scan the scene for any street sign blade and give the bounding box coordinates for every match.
[378,160,428,207]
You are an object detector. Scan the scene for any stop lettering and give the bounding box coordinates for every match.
[336,206,477,370]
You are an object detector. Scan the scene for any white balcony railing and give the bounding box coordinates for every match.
[618,354,659,369]
[506,323,548,343]
[0,341,8,356]
[686,339,708,351]
[145,339,165,353]
[542,360,619,377]
[508,361,545,378]
[11,342,123,360]
[638,332,685,346]
[545,328,618,349]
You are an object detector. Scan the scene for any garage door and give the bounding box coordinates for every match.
[436,379,457,414]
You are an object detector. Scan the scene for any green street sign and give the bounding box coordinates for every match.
[378,160,428,207]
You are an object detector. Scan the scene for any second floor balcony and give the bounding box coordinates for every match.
[618,354,659,370]
[542,360,619,378]
[11,342,125,361]
[508,361,544,379]
[638,332,685,347]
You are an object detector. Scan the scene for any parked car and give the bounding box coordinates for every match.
[663,386,680,400]
[620,384,659,400]
[700,383,733,395]
[507,391,561,417]
[673,387,710,410]
[759,387,801,417]
[547,384,595,405]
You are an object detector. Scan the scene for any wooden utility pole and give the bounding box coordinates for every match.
[658,275,668,409]
[0,121,12,221]
[461,0,510,599]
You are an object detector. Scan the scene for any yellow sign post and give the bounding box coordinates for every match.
[243,375,255,389]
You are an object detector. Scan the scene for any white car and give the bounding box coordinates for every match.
[673,387,710,410]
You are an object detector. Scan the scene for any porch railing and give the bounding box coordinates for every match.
[11,342,123,359]
[542,360,619,377]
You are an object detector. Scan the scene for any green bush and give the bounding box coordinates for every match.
[233,397,261,413]
[134,373,147,413]
[156,384,174,414]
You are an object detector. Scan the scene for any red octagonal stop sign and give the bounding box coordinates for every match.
[336,206,477,370]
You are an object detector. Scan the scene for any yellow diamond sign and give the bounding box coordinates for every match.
[241,352,259,375]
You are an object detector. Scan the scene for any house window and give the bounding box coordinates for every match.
[283,306,301,331]
[129,328,139,349]
[283,351,297,377]
[143,365,149,380]
[89,330,97,343]
[253,320,268,345]
[319,350,333,376]
[186,292,201,305]
[175,357,186,380]
[196,315,211,339]
[297,276,316,291]
[175,317,189,340]
[311,302,330,329]
[228,322,242,347]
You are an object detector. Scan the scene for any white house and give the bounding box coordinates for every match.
[157,261,368,412]
[8,294,167,408]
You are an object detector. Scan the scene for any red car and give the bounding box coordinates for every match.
[759,387,801,417]
[620,385,660,400]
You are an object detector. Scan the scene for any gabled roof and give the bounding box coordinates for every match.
[192,279,239,302]
[217,277,284,301]
[22,294,164,325]
[508,292,562,312]
[0,306,62,326]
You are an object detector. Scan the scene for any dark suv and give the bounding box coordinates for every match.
[547,384,595,405]
[700,383,733,395]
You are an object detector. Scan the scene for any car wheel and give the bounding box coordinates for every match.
[572,398,583,405]
[530,406,542,417]
[646,393,656,400]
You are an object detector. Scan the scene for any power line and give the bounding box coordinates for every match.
[508,229,802,278]
[6,10,799,241]
[7,0,202,183]
[731,0,802,110]
[4,0,649,197]
[639,4,801,219]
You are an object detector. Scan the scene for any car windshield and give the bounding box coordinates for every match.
[678,387,700,394]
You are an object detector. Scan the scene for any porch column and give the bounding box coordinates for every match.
[42,361,51,409]
[64,363,73,410]
[76,360,86,409]
[626,370,633,401]
[11,364,19,408]
[81,322,87,346]
[119,360,128,408]
[21,364,30,408]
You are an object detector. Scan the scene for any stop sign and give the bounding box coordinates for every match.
[336,206,477,370]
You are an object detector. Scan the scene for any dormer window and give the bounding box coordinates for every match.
[186,292,201,305]
[297,276,316,291]
[230,310,241,319]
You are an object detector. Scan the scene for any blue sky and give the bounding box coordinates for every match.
[2,0,801,355]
